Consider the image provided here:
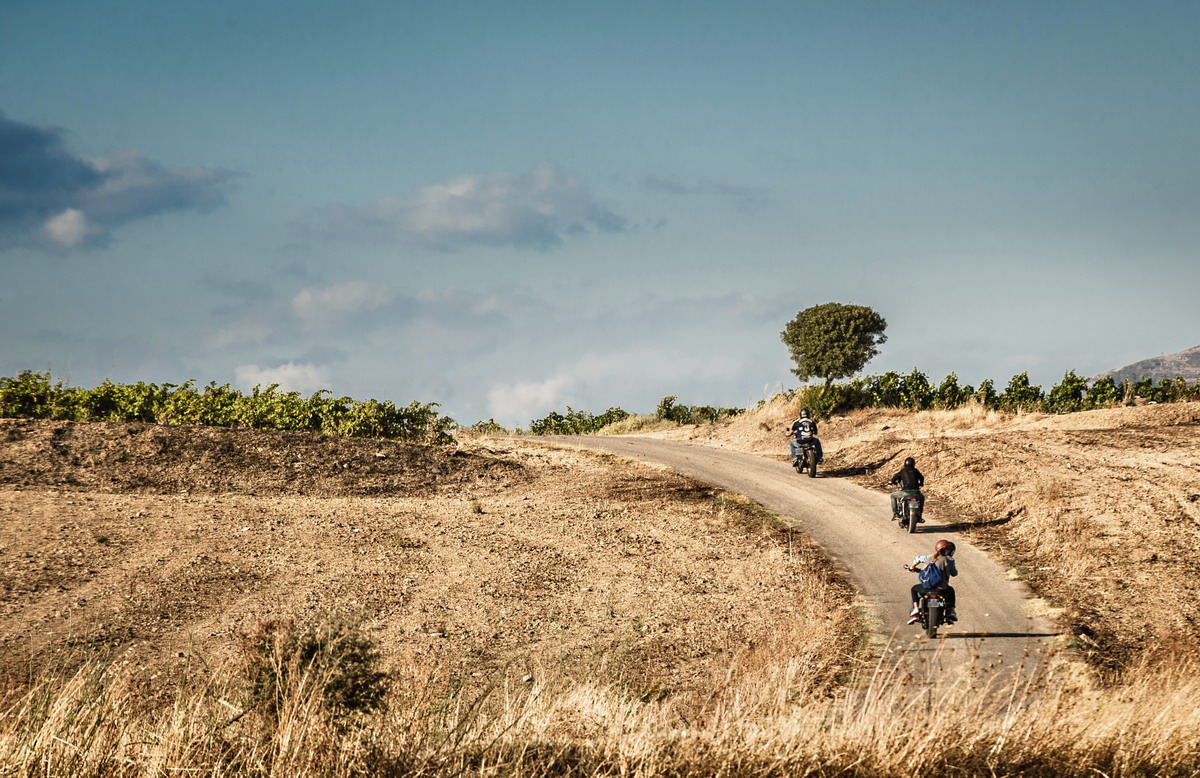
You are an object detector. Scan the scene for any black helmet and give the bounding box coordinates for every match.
[800,408,811,419]
[903,457,916,468]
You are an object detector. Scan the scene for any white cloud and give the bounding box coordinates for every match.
[485,347,744,426]
[486,376,576,426]
[235,362,330,392]
[304,162,626,250]
[43,209,92,247]
[291,281,394,328]
[204,319,276,350]
[571,347,741,385]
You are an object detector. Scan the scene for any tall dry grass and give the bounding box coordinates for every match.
[4,629,1200,777]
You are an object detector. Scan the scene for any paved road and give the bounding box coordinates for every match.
[538,436,1058,678]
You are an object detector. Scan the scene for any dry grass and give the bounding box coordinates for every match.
[5,629,1200,777]
[595,414,681,435]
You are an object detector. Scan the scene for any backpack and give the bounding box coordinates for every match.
[918,560,944,588]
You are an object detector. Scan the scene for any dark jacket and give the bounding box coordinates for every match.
[791,418,818,439]
[890,465,924,490]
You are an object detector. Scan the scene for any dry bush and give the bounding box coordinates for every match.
[595,414,678,435]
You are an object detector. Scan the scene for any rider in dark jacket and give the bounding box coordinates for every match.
[786,408,823,464]
[889,456,924,519]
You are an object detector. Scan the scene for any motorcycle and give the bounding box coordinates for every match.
[915,589,947,638]
[792,439,818,478]
[892,490,924,533]
[903,564,948,638]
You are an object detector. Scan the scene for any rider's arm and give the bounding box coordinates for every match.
[946,557,958,577]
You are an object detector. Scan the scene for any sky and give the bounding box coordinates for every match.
[3,1,1198,427]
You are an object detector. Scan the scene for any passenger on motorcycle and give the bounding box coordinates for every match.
[906,539,957,624]
[786,408,824,464]
[889,456,925,520]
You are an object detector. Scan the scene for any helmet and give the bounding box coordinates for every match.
[800,408,811,419]
[903,457,915,468]
[934,539,955,556]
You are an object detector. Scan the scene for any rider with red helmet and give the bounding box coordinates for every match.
[906,539,958,624]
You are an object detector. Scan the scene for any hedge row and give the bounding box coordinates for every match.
[786,370,1200,417]
[0,371,455,444]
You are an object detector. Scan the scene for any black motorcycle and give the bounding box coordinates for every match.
[912,586,947,638]
[792,439,818,478]
[892,490,924,533]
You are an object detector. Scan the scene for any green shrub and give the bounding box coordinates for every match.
[935,372,974,409]
[869,371,903,408]
[1084,377,1120,409]
[0,371,455,444]
[899,369,934,411]
[999,372,1044,412]
[1046,371,1089,413]
[529,406,630,435]
[239,618,389,724]
[656,395,693,424]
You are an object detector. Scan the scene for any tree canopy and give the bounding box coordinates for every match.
[781,303,888,388]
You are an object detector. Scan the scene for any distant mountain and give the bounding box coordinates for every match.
[1092,344,1200,384]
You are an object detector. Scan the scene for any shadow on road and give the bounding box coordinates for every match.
[933,516,1014,532]
[942,632,1061,640]
[813,456,894,478]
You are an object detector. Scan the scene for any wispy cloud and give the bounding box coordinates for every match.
[234,362,330,392]
[204,319,277,351]
[643,174,768,210]
[291,280,395,329]
[0,112,237,252]
[303,162,627,250]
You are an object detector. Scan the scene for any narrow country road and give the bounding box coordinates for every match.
[539,435,1058,678]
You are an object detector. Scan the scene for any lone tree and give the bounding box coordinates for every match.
[781,303,887,391]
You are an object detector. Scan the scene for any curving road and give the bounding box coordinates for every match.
[538,436,1057,678]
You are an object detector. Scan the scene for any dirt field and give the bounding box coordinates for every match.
[660,398,1200,673]
[0,419,856,701]
[4,398,1196,700]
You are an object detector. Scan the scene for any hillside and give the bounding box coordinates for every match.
[658,397,1200,673]
[1093,343,1200,384]
[5,412,1200,774]
[0,418,854,703]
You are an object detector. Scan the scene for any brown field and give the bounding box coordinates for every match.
[2,403,1200,776]
[0,418,855,705]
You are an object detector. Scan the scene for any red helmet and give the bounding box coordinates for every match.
[934,539,956,556]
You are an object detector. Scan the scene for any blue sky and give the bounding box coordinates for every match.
[3,1,1198,426]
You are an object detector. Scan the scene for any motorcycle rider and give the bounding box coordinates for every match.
[905,539,958,624]
[786,408,823,464]
[889,456,925,521]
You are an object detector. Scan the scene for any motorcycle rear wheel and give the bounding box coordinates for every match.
[925,606,940,639]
